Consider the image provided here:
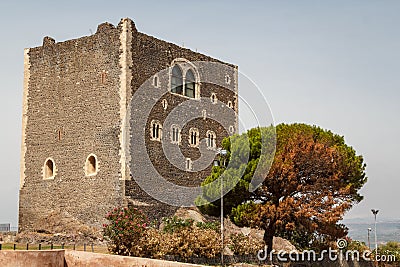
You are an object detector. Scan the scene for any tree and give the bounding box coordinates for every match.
[198,123,367,252]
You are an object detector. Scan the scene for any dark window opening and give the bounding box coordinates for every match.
[208,134,214,147]
[86,155,97,175]
[57,129,62,141]
[185,70,195,98]
[211,93,217,103]
[172,127,180,143]
[190,131,198,145]
[154,76,158,87]
[101,72,107,84]
[171,65,183,94]
[151,121,162,140]
[44,159,54,179]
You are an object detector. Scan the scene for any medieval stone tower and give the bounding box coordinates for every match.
[19,18,238,232]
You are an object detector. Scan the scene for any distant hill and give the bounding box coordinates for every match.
[342,218,400,246]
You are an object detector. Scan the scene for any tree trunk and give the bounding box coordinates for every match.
[263,223,275,255]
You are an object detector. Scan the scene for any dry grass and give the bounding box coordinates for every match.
[0,243,109,254]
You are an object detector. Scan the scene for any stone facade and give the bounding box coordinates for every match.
[19,18,238,232]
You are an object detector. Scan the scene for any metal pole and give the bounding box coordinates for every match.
[374,213,378,252]
[221,170,224,266]
[371,209,379,253]
[216,149,227,266]
[367,228,371,251]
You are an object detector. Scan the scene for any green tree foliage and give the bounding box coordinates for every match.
[162,216,194,233]
[197,123,367,252]
[378,241,400,262]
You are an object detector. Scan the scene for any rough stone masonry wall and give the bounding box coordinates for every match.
[19,22,126,232]
[125,24,238,220]
[19,17,238,231]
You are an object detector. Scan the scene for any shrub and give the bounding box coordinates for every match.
[103,206,147,256]
[345,239,369,253]
[196,221,220,232]
[104,211,222,260]
[133,227,164,258]
[229,233,264,255]
[135,216,221,259]
[159,226,221,259]
[162,216,194,233]
[378,241,400,263]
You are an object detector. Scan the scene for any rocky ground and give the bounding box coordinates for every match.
[173,207,297,254]
[1,210,103,245]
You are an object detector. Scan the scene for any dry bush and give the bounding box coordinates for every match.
[229,233,264,255]
[159,226,221,259]
[134,224,221,259]
[133,228,164,258]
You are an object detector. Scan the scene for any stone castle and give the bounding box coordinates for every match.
[19,18,238,232]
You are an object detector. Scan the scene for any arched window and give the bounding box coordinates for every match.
[171,65,183,95]
[150,120,162,141]
[171,125,181,144]
[206,130,216,149]
[186,158,192,171]
[227,101,233,109]
[229,125,235,134]
[162,99,168,110]
[43,158,56,179]
[189,128,199,147]
[225,74,231,85]
[211,93,217,104]
[185,69,195,98]
[202,110,207,119]
[170,60,199,98]
[85,154,98,176]
[153,75,159,87]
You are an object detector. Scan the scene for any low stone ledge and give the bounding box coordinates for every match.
[64,250,207,267]
[0,249,208,267]
[0,250,65,267]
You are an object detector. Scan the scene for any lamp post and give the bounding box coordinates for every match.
[367,228,372,251]
[213,149,227,266]
[371,209,379,252]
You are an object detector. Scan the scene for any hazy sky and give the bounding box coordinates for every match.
[1,0,399,227]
